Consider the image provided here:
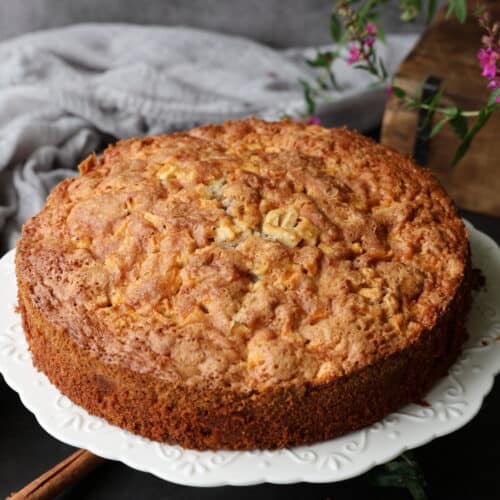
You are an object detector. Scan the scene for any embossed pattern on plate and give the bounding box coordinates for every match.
[0,220,499,486]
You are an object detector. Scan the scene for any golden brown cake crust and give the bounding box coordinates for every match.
[16,118,471,449]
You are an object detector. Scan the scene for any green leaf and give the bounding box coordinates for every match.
[419,87,444,131]
[442,106,459,118]
[449,112,468,139]
[377,23,387,43]
[371,471,405,487]
[400,0,423,22]
[446,0,467,23]
[368,452,428,500]
[306,51,334,68]
[358,0,375,19]
[426,0,438,24]
[429,117,448,138]
[392,86,406,98]
[354,64,378,76]
[379,57,388,80]
[326,67,340,90]
[407,482,429,500]
[330,13,342,42]
[451,104,497,166]
[299,79,316,115]
[488,87,500,106]
[316,76,329,91]
[422,85,444,107]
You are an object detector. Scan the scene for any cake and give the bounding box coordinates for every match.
[16,118,471,450]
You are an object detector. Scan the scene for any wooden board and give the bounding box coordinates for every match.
[381,0,500,216]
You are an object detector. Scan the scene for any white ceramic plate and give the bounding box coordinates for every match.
[1,220,499,487]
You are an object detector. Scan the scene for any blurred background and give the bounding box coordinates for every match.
[0,0,424,46]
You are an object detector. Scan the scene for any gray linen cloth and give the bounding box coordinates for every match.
[0,24,417,251]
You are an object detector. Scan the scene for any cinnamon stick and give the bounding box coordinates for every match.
[8,449,105,500]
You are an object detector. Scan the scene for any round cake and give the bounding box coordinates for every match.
[16,118,471,450]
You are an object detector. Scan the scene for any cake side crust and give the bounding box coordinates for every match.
[17,249,471,450]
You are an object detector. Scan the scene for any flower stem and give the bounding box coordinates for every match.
[409,102,481,117]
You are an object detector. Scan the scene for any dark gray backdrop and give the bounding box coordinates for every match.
[0,0,426,47]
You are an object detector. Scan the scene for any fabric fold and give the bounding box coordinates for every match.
[0,23,418,250]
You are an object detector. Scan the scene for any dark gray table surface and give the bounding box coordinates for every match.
[1,210,499,500]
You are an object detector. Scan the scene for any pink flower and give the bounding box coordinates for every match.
[477,47,491,65]
[365,36,376,47]
[347,44,361,65]
[478,47,498,79]
[294,115,322,125]
[366,22,377,35]
[385,85,393,96]
[305,115,322,125]
[365,22,377,47]
[477,11,500,97]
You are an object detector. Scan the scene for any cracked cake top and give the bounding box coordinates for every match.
[17,118,468,390]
